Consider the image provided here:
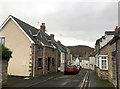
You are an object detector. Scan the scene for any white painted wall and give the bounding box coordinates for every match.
[75,57,80,66]
[0,19,32,76]
[60,52,65,72]
[81,60,89,69]
[89,57,95,70]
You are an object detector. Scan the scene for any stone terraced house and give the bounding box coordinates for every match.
[95,26,120,87]
[0,15,66,77]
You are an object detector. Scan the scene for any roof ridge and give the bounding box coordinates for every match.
[11,15,38,31]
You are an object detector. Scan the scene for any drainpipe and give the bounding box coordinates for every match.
[43,45,45,74]
[33,44,36,77]
[116,40,119,89]
[56,50,58,72]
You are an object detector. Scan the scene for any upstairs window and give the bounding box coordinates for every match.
[0,37,5,45]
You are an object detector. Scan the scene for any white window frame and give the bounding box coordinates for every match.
[95,55,99,67]
[99,55,108,70]
[0,37,5,45]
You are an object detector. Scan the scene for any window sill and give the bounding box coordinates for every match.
[38,67,43,69]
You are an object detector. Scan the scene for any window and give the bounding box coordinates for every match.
[101,60,107,69]
[97,59,99,67]
[38,58,42,68]
[52,58,55,66]
[0,37,5,45]
[99,55,108,70]
[102,57,106,59]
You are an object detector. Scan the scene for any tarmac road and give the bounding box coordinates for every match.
[30,69,88,88]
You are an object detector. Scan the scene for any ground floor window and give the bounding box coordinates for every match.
[97,59,99,67]
[101,60,107,69]
[52,58,55,66]
[38,58,42,68]
[98,55,108,70]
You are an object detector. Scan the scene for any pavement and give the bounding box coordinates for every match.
[88,70,116,89]
[2,72,63,88]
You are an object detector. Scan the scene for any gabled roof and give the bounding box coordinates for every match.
[0,15,53,47]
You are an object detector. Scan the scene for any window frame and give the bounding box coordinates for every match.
[38,58,43,69]
[0,37,5,46]
[99,55,108,70]
[52,58,55,66]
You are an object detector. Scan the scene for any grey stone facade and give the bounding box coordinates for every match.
[30,44,60,77]
[117,38,120,88]
[95,30,120,88]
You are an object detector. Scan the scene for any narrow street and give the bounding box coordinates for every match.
[27,69,88,88]
[2,69,115,89]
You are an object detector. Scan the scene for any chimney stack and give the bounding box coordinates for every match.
[115,26,119,31]
[57,40,61,44]
[50,34,54,39]
[40,23,46,32]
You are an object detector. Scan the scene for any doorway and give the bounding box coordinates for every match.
[48,57,51,72]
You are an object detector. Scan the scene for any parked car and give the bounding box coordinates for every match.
[64,65,79,75]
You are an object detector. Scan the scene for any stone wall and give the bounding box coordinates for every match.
[2,60,8,87]
[0,60,2,88]
[100,42,117,86]
[117,39,120,88]
[30,44,60,76]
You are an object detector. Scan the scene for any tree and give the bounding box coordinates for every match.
[73,54,82,58]
[2,45,12,61]
[1,45,12,87]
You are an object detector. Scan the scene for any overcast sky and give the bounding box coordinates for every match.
[0,0,119,48]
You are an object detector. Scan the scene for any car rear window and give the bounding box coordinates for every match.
[66,65,74,67]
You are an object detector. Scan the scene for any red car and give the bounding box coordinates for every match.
[64,65,79,75]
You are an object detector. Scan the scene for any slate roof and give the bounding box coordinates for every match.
[11,15,53,47]
[50,38,66,52]
[1,15,67,52]
[105,31,115,35]
[14,15,67,52]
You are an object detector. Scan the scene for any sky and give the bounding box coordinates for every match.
[0,0,119,48]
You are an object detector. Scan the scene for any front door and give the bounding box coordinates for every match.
[48,58,50,71]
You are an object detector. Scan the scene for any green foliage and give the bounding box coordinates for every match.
[73,54,81,57]
[2,45,12,61]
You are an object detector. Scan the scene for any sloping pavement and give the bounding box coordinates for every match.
[88,70,115,89]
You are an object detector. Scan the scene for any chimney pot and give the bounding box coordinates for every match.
[57,40,61,44]
[50,34,54,39]
[115,26,119,31]
[40,23,46,32]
